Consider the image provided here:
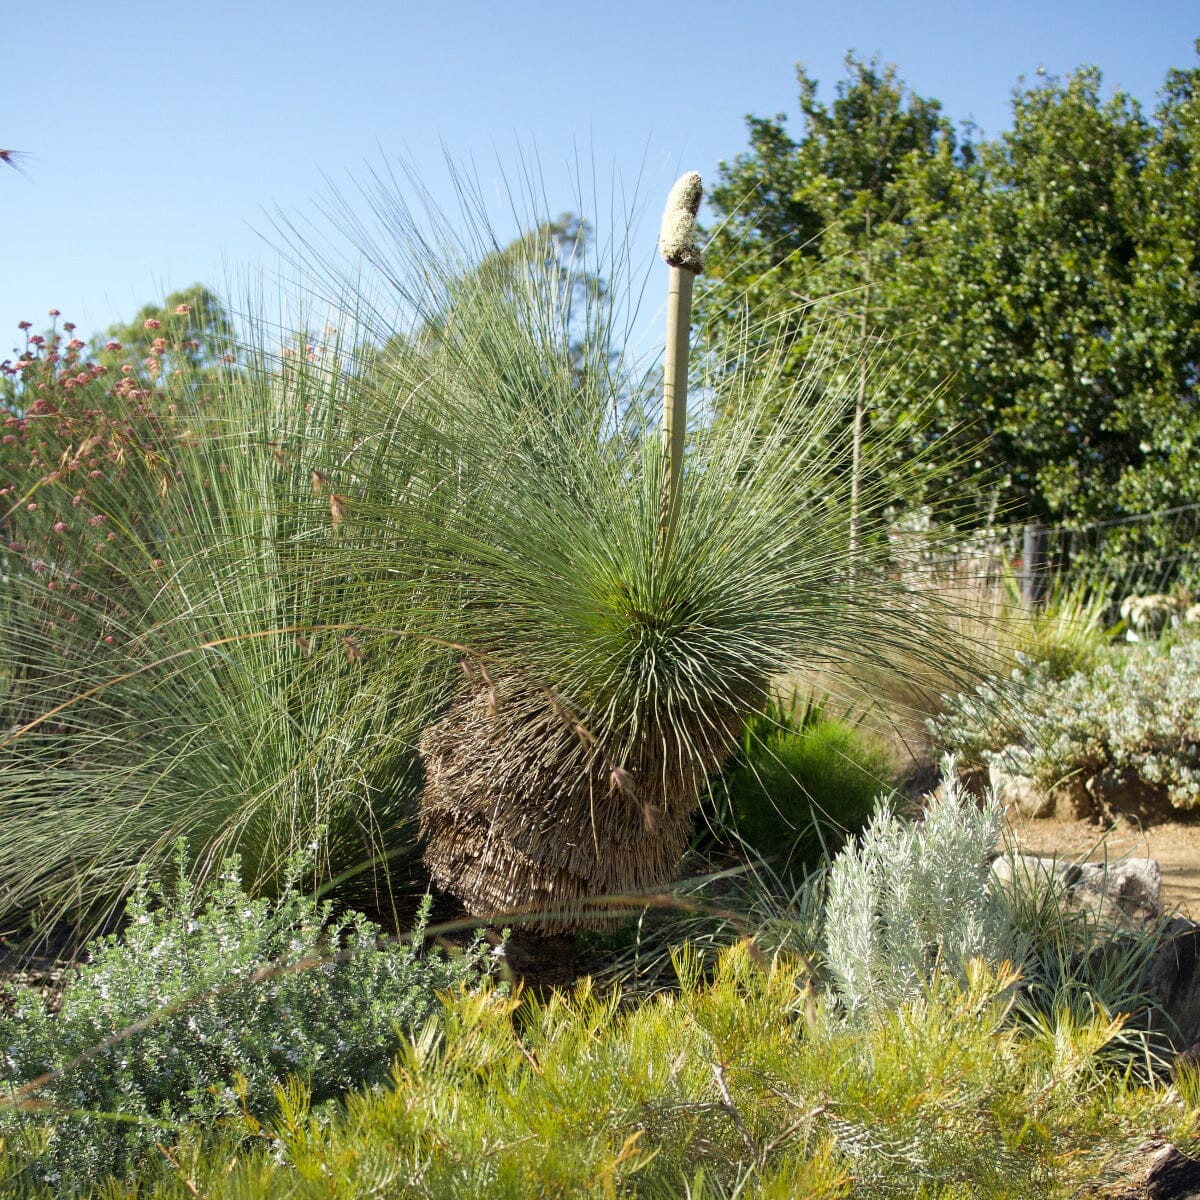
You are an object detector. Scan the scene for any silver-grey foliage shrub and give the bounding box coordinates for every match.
[0,853,492,1190]
[932,634,1200,808]
[823,763,1014,1021]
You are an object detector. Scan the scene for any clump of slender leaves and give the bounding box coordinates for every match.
[0,306,447,933]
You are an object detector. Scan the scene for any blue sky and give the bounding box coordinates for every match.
[2,0,1196,355]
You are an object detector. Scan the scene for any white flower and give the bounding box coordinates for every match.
[658,171,705,273]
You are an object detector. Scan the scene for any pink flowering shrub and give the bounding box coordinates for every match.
[0,309,224,725]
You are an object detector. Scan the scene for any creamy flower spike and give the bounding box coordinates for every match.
[658,171,705,274]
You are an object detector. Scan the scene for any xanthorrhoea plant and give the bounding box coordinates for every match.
[285,165,988,928]
[0,161,987,935]
[0,314,443,935]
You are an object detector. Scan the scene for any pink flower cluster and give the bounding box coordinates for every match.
[1,308,224,648]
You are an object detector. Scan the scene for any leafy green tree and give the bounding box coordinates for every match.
[1114,53,1200,518]
[702,54,970,368]
[359,213,610,412]
[887,67,1180,526]
[702,47,1200,538]
[699,55,978,541]
[99,283,237,377]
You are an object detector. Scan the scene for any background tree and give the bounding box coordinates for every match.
[886,67,1184,528]
[364,215,607,378]
[100,283,237,379]
[702,55,969,366]
[701,45,1200,548]
[699,55,977,539]
[1116,53,1200,517]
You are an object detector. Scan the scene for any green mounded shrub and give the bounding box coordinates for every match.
[0,850,493,1190]
[712,694,897,880]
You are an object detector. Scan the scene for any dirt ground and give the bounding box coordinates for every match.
[1007,810,1200,918]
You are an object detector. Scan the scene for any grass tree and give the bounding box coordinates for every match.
[298,167,983,928]
[0,162,984,936]
[0,315,443,934]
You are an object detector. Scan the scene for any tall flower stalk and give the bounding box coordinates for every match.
[658,170,705,554]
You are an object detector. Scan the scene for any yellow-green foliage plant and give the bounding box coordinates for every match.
[4,945,1195,1197]
[1001,568,1116,680]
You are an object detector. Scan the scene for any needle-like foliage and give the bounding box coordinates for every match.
[0,316,443,934]
[0,161,988,934]
[279,164,991,924]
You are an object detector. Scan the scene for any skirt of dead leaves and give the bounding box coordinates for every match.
[418,675,751,932]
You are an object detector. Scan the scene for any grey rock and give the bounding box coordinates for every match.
[1146,1143,1200,1199]
[990,854,1161,926]
[990,853,1071,892]
[1144,918,1200,1049]
[987,747,1054,818]
[1074,858,1162,925]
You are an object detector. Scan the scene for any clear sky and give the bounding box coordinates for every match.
[2,0,1196,355]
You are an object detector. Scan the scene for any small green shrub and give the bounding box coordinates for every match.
[713,694,897,879]
[7,946,1188,1199]
[0,850,492,1189]
[822,764,1017,1021]
[583,853,826,999]
[997,856,1171,1064]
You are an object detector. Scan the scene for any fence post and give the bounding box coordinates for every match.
[1021,522,1050,608]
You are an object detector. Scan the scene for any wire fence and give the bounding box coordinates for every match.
[1009,502,1200,603]
[890,501,1200,609]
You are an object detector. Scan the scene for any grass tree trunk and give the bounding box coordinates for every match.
[418,674,748,929]
[419,174,710,930]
